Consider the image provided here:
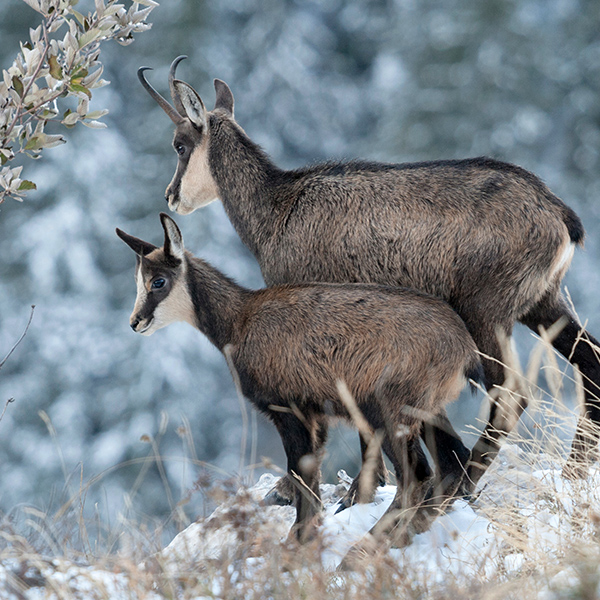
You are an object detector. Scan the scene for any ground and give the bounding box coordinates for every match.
[2,440,600,599]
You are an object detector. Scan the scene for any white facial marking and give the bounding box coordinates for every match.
[131,259,195,336]
[152,276,195,330]
[130,263,151,332]
[177,137,219,214]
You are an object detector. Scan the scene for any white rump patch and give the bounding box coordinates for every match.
[549,241,575,282]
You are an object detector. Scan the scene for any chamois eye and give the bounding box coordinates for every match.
[175,143,186,156]
[152,278,166,289]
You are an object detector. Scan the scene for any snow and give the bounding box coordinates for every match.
[0,559,163,600]
[159,443,600,578]
[3,443,600,597]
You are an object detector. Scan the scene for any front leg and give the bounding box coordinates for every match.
[270,411,323,542]
[264,416,328,507]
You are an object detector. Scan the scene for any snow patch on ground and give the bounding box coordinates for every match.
[3,445,600,597]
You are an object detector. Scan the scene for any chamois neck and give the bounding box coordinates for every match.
[186,255,248,350]
[208,116,286,256]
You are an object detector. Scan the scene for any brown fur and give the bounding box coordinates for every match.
[139,62,599,499]
[118,215,482,545]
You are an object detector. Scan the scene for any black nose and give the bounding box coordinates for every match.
[130,318,140,331]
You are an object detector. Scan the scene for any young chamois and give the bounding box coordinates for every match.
[138,57,600,504]
[117,213,483,546]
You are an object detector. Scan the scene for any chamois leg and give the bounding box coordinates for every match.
[370,435,433,547]
[420,411,471,501]
[264,417,328,506]
[362,394,433,540]
[465,324,525,491]
[336,412,468,513]
[339,393,440,568]
[340,433,432,571]
[335,432,389,513]
[270,411,323,542]
[520,293,600,478]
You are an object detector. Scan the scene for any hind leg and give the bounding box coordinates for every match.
[335,431,389,512]
[360,388,436,543]
[420,411,472,501]
[520,291,600,477]
[367,434,435,547]
[465,323,528,491]
[338,432,430,570]
[336,407,468,512]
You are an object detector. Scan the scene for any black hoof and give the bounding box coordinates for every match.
[263,488,293,506]
[334,498,352,514]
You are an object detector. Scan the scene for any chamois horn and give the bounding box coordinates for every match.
[137,59,186,124]
[168,55,188,117]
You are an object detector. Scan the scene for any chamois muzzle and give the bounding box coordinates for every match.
[130,315,154,335]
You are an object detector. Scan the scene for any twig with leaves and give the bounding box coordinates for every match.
[0,0,158,204]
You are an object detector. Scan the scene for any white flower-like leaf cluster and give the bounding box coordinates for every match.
[0,0,158,204]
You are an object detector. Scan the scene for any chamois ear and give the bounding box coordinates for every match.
[116,228,157,257]
[214,79,234,116]
[173,80,207,129]
[160,212,185,260]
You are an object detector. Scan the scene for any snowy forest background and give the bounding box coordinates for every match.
[1,0,600,542]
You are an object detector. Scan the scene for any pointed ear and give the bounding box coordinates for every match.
[160,213,185,260]
[116,228,157,257]
[173,80,207,129]
[214,79,234,116]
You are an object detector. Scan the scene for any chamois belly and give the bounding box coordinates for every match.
[232,285,477,426]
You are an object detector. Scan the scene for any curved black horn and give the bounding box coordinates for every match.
[169,55,188,117]
[137,66,183,124]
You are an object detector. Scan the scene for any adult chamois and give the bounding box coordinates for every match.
[117,213,483,548]
[138,56,599,504]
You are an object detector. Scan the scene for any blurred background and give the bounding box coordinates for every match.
[1,0,599,545]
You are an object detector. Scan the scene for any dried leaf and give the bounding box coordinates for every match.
[17,180,36,191]
[21,0,42,14]
[84,109,108,120]
[94,0,106,17]
[11,75,24,98]
[70,9,86,27]
[69,82,92,99]
[81,119,106,129]
[78,28,103,49]
[24,136,40,150]
[48,54,63,79]
[62,111,80,126]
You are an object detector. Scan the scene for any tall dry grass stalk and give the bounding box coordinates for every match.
[2,326,600,598]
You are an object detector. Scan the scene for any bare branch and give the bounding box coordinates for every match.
[0,398,15,423]
[0,305,35,371]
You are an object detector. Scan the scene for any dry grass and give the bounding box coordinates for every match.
[3,330,600,598]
